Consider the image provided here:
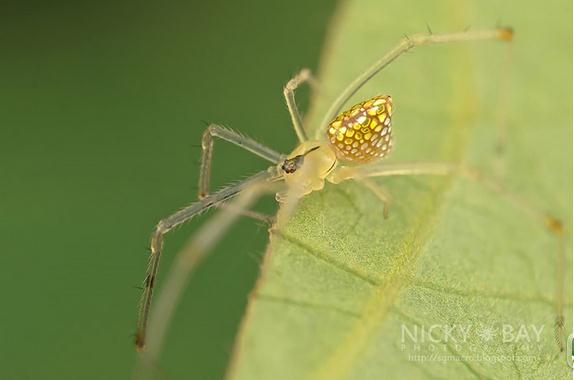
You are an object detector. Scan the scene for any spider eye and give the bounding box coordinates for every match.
[281,155,304,174]
[280,146,320,174]
[326,95,393,162]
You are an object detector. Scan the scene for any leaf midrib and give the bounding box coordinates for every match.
[229,2,525,379]
[302,22,481,380]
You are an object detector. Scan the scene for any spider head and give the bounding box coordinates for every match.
[279,141,337,197]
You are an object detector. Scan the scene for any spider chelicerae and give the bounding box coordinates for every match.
[132,27,561,362]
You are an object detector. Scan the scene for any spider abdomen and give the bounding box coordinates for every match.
[326,95,393,162]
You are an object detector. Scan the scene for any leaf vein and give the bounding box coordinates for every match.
[256,293,361,318]
[274,230,380,286]
[410,279,557,306]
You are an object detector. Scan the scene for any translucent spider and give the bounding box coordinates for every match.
[135,28,523,360]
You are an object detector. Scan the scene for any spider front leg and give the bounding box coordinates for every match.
[199,123,283,198]
[319,27,513,132]
[283,68,317,142]
[135,168,279,352]
[198,123,283,223]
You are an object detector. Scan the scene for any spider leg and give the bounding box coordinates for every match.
[283,68,316,142]
[199,123,283,198]
[357,177,392,219]
[331,161,566,351]
[492,38,514,180]
[329,161,454,184]
[216,204,275,225]
[332,161,563,234]
[137,174,282,373]
[199,124,282,223]
[319,27,514,129]
[328,161,453,220]
[135,167,281,352]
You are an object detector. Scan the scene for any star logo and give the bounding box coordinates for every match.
[476,325,497,342]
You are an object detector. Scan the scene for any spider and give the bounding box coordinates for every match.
[134,27,520,359]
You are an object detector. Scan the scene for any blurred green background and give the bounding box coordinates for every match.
[0,1,337,379]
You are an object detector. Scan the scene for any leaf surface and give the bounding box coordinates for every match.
[228,0,572,379]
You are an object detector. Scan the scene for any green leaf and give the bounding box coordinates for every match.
[227,0,572,379]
